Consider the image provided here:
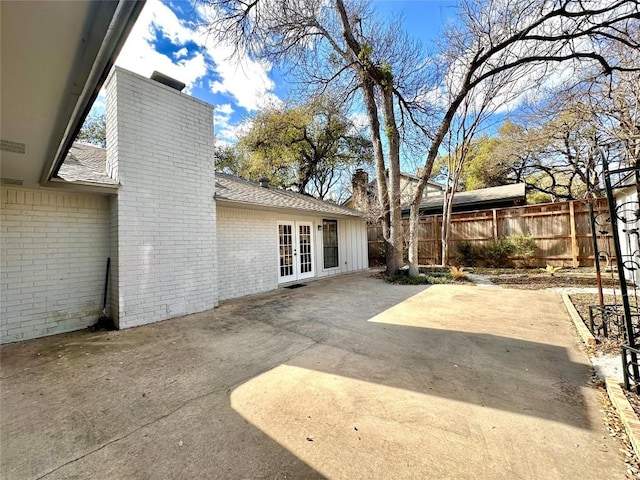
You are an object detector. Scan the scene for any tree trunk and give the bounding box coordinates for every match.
[360,76,400,273]
[442,161,464,266]
[381,86,403,275]
[441,190,454,266]
[408,205,420,275]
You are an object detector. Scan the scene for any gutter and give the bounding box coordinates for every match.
[413,195,525,211]
[48,177,120,194]
[40,0,146,186]
[214,197,364,219]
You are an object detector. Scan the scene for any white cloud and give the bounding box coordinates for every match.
[216,103,234,115]
[174,47,188,59]
[213,103,233,139]
[115,0,207,92]
[218,117,254,144]
[115,0,281,111]
[205,42,280,111]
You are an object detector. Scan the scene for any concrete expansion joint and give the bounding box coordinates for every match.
[35,385,230,479]
[36,338,321,479]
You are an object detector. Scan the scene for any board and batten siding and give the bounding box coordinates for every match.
[1,186,110,343]
[216,205,368,301]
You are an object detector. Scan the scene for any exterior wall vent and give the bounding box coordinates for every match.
[150,71,185,92]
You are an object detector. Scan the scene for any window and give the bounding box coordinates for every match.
[323,219,338,269]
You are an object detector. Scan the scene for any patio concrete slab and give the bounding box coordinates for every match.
[0,272,626,479]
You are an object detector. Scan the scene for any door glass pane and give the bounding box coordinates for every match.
[299,224,312,274]
[323,219,338,268]
[279,224,293,277]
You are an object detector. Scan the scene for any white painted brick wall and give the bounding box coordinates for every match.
[217,207,278,300]
[216,206,368,301]
[0,187,110,343]
[106,68,217,328]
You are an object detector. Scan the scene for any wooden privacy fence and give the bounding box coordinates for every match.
[368,198,614,267]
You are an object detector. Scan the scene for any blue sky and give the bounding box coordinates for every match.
[109,0,459,146]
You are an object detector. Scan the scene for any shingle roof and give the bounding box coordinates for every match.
[57,143,117,186]
[398,171,444,188]
[342,172,443,206]
[215,173,362,217]
[411,183,526,211]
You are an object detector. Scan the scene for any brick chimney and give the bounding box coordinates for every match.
[105,67,217,329]
[351,169,369,211]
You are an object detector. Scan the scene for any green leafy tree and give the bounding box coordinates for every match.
[236,97,373,199]
[214,143,243,175]
[77,111,106,148]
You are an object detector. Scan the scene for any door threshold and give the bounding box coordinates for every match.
[283,283,307,289]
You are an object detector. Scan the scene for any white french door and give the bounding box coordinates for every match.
[277,221,315,283]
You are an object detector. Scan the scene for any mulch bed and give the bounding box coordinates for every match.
[570,293,623,355]
[487,272,622,290]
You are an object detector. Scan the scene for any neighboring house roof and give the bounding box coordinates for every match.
[342,172,443,206]
[56,143,118,186]
[398,172,444,188]
[215,173,363,217]
[408,183,526,212]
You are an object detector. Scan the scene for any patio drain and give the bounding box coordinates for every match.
[284,284,306,289]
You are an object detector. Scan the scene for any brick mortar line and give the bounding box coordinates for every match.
[606,377,640,458]
[561,293,597,346]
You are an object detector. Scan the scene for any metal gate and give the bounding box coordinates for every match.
[587,146,639,390]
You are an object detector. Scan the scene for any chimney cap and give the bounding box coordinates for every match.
[150,71,186,92]
[259,177,270,188]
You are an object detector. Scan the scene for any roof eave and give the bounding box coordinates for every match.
[47,177,120,194]
[413,196,525,211]
[215,197,364,218]
[40,0,146,186]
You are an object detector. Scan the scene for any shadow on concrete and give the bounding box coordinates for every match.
[239,281,593,430]
[0,274,598,478]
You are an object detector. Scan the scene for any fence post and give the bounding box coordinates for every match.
[492,209,498,240]
[569,201,579,268]
[434,216,441,265]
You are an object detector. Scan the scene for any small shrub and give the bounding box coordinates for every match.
[509,235,538,268]
[485,239,515,267]
[454,235,537,268]
[454,241,479,266]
